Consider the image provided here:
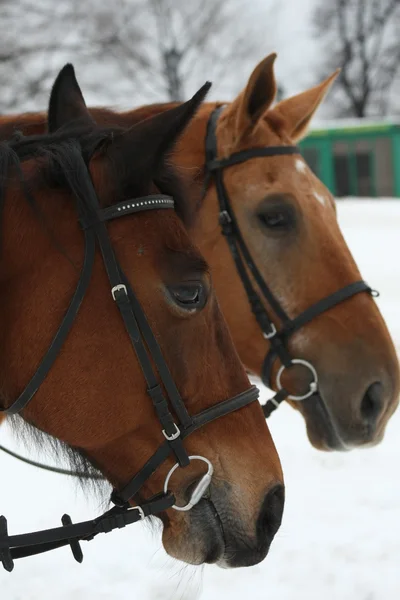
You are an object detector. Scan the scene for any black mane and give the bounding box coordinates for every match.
[8,414,108,497]
[0,124,194,225]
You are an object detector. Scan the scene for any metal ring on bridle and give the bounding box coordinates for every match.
[263,323,277,340]
[276,359,318,401]
[163,455,214,512]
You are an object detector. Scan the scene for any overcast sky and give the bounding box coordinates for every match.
[252,0,318,96]
[0,0,330,113]
[74,0,322,110]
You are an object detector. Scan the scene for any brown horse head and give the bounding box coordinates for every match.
[0,65,283,567]
[196,53,399,450]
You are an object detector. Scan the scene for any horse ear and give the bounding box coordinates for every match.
[48,64,94,133]
[229,53,277,137]
[107,81,211,183]
[272,70,340,142]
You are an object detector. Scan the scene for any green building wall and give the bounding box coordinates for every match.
[299,122,400,198]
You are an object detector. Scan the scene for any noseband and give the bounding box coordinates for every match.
[205,106,375,417]
[0,143,258,571]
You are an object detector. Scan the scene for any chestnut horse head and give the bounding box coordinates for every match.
[194,54,399,450]
[0,66,283,568]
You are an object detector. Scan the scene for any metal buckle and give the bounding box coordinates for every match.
[219,210,231,225]
[276,359,318,401]
[163,456,214,512]
[263,323,277,339]
[111,284,128,300]
[162,423,181,441]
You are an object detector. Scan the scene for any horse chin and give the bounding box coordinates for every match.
[299,394,351,451]
[162,481,282,567]
[162,497,225,565]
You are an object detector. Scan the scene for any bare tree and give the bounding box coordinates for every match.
[313,0,400,117]
[88,0,278,102]
[0,0,278,113]
[0,0,99,111]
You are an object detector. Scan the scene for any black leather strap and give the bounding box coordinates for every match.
[279,281,371,337]
[263,389,289,418]
[0,494,174,572]
[66,163,192,469]
[261,281,371,387]
[190,385,259,429]
[1,229,96,415]
[111,385,259,505]
[0,445,104,479]
[205,107,293,378]
[207,145,301,172]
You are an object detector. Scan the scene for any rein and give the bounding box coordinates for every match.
[0,444,104,479]
[0,142,259,571]
[204,106,375,417]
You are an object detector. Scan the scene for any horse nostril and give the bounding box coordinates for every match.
[257,483,285,543]
[360,381,384,426]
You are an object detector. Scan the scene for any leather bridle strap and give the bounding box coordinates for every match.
[207,145,300,171]
[1,229,96,415]
[205,107,295,371]
[111,386,259,504]
[206,107,291,327]
[261,280,372,388]
[0,444,104,479]
[279,281,373,338]
[68,168,193,471]
[0,494,173,571]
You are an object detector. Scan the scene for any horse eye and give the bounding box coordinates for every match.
[257,206,294,232]
[169,283,206,310]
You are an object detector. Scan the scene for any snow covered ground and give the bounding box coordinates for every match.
[1,199,400,600]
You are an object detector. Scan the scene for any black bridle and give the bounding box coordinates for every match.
[205,106,374,417]
[0,143,258,572]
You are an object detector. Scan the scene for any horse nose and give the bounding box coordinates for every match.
[360,381,385,429]
[224,483,285,568]
[257,483,285,545]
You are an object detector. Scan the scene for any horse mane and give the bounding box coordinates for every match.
[7,413,163,529]
[0,113,48,140]
[8,414,108,497]
[0,124,195,226]
[90,103,181,127]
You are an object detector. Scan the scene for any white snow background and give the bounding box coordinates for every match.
[1,199,399,600]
